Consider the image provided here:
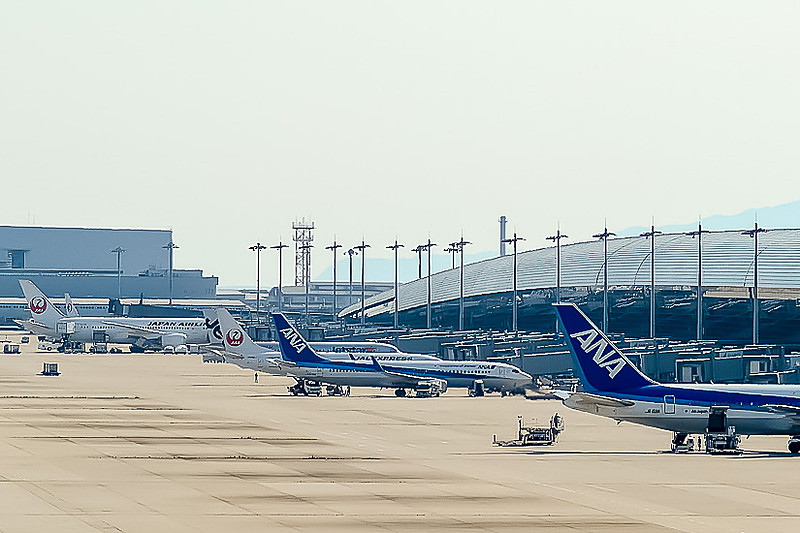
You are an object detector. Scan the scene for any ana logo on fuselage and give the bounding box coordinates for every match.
[30,297,47,314]
[226,329,244,347]
[569,328,626,379]
[279,327,307,355]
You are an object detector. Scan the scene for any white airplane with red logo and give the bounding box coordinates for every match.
[206,308,438,375]
[20,280,211,351]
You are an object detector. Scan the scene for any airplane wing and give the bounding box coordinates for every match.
[368,357,442,388]
[764,404,800,417]
[565,392,635,408]
[100,321,166,338]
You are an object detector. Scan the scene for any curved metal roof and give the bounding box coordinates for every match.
[341,228,800,318]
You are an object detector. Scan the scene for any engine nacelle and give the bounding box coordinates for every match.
[160,333,187,348]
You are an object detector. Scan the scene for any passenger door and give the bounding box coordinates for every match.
[663,395,676,415]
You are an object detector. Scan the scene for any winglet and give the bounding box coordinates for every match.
[553,303,655,393]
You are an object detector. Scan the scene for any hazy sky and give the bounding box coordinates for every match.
[2,2,799,286]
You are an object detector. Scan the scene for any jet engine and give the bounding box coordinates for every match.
[160,333,187,348]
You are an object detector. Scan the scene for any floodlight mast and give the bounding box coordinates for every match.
[502,233,524,333]
[111,247,125,299]
[325,240,342,320]
[444,243,457,269]
[386,240,404,328]
[249,242,267,318]
[411,245,423,279]
[162,241,179,305]
[270,242,288,313]
[592,225,615,332]
[456,237,470,330]
[743,222,768,344]
[353,240,370,325]
[685,223,709,340]
[546,228,568,334]
[417,239,436,328]
[639,224,661,338]
[345,248,357,325]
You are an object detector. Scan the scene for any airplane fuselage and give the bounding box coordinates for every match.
[568,383,800,436]
[225,350,530,391]
[37,317,209,345]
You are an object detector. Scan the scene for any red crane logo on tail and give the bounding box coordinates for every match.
[226,329,244,347]
[30,297,47,315]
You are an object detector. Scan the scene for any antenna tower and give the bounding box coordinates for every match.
[293,220,315,286]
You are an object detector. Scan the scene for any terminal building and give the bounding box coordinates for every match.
[341,228,800,345]
[0,225,218,324]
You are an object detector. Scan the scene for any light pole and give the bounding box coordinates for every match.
[411,245,423,278]
[743,222,768,344]
[417,239,436,328]
[685,223,709,340]
[387,240,404,328]
[546,228,567,334]
[545,228,568,304]
[299,244,313,325]
[249,242,267,318]
[592,225,615,332]
[444,243,457,269]
[502,232,524,333]
[353,240,370,325]
[162,241,179,305]
[326,240,342,321]
[639,224,661,338]
[111,247,125,299]
[270,242,288,313]
[456,237,470,330]
[346,248,357,311]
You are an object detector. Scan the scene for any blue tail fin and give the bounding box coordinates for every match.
[272,313,327,364]
[554,303,654,392]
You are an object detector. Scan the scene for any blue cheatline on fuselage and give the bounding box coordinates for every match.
[553,303,800,436]
[271,313,531,390]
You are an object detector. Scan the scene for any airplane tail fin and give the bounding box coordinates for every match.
[215,308,263,357]
[553,303,655,393]
[64,293,79,317]
[19,280,64,328]
[202,309,223,344]
[272,313,328,364]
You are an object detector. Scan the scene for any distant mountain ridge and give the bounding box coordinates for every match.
[313,200,799,283]
[619,199,800,236]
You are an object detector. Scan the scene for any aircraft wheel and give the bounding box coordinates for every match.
[395,388,407,398]
[788,440,800,454]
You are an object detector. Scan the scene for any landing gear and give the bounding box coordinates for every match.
[788,437,800,454]
[395,388,407,398]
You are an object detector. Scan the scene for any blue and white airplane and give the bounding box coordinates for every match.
[554,303,800,453]
[274,313,532,396]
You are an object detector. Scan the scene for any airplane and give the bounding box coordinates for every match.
[20,279,211,351]
[212,308,445,395]
[273,313,533,396]
[554,302,800,453]
[203,309,409,357]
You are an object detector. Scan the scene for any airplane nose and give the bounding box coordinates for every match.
[517,373,533,389]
